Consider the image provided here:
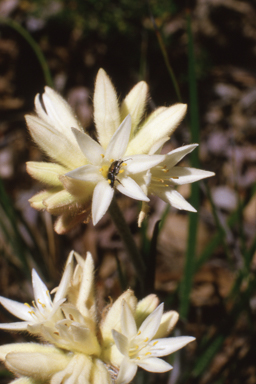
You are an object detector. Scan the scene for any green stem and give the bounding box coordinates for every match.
[108,197,145,287]
[0,18,53,87]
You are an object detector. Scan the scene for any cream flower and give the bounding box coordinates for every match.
[26,69,187,233]
[112,301,195,384]
[0,253,73,332]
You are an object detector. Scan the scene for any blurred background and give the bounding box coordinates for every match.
[0,0,255,383]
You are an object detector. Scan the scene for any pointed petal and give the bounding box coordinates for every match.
[5,348,70,380]
[135,295,159,327]
[54,209,91,234]
[126,155,163,174]
[112,330,129,356]
[0,297,32,321]
[105,115,131,160]
[43,190,77,215]
[94,69,120,148]
[59,174,94,199]
[71,128,104,165]
[127,104,187,154]
[53,258,73,303]
[138,303,163,341]
[120,81,148,134]
[101,289,137,343]
[65,164,102,183]
[137,357,172,372]
[121,301,137,339]
[154,311,179,339]
[165,144,198,168]
[25,115,85,169]
[32,269,52,310]
[167,167,215,185]
[26,162,67,186]
[11,378,34,384]
[148,137,169,155]
[92,180,114,225]
[116,358,137,384]
[28,189,59,211]
[150,336,195,356]
[36,87,83,140]
[0,322,29,331]
[162,189,197,212]
[116,177,149,201]
[76,252,95,318]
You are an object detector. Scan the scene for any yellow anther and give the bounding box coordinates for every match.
[24,303,31,308]
[28,310,35,315]
[110,159,114,162]
[46,290,50,297]
[101,154,104,158]
[136,357,141,360]
[135,345,139,350]
[119,169,124,174]
[32,300,36,308]
[99,168,103,172]
[37,299,46,308]
[108,179,111,184]
[54,332,60,336]
[145,352,151,356]
[153,341,158,346]
[137,331,141,336]
[144,337,149,342]
[122,163,127,166]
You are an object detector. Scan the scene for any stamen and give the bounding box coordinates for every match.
[37,299,46,308]
[135,345,139,350]
[99,168,103,172]
[171,176,179,179]
[145,352,151,356]
[136,357,141,360]
[119,169,124,174]
[144,337,149,342]
[137,331,141,336]
[108,179,111,184]
[54,332,60,336]
[153,341,158,346]
[122,163,127,166]
[28,310,35,315]
[24,303,31,308]
[101,154,104,158]
[69,314,74,321]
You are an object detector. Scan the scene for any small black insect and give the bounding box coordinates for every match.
[107,160,126,188]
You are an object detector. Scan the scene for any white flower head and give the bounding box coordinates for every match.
[26,69,187,233]
[0,253,74,332]
[112,301,195,384]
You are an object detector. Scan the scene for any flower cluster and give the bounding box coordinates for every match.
[26,69,214,233]
[0,251,195,384]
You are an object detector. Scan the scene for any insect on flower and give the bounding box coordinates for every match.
[107,159,131,188]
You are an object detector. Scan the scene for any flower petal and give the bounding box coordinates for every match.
[165,144,198,168]
[155,189,197,212]
[166,167,215,185]
[0,297,32,322]
[149,336,195,356]
[25,115,84,169]
[137,357,172,372]
[135,295,159,327]
[71,128,104,165]
[120,81,148,135]
[116,358,138,384]
[0,322,29,331]
[105,115,131,160]
[94,68,120,149]
[154,311,179,339]
[116,177,149,202]
[32,269,52,310]
[65,164,102,183]
[53,254,74,303]
[92,180,114,225]
[138,303,163,341]
[120,301,137,339]
[26,162,67,186]
[126,154,163,174]
[112,330,129,356]
[127,104,187,155]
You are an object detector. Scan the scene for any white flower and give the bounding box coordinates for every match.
[112,301,195,384]
[0,252,73,332]
[64,114,163,225]
[137,144,215,223]
[26,69,187,233]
